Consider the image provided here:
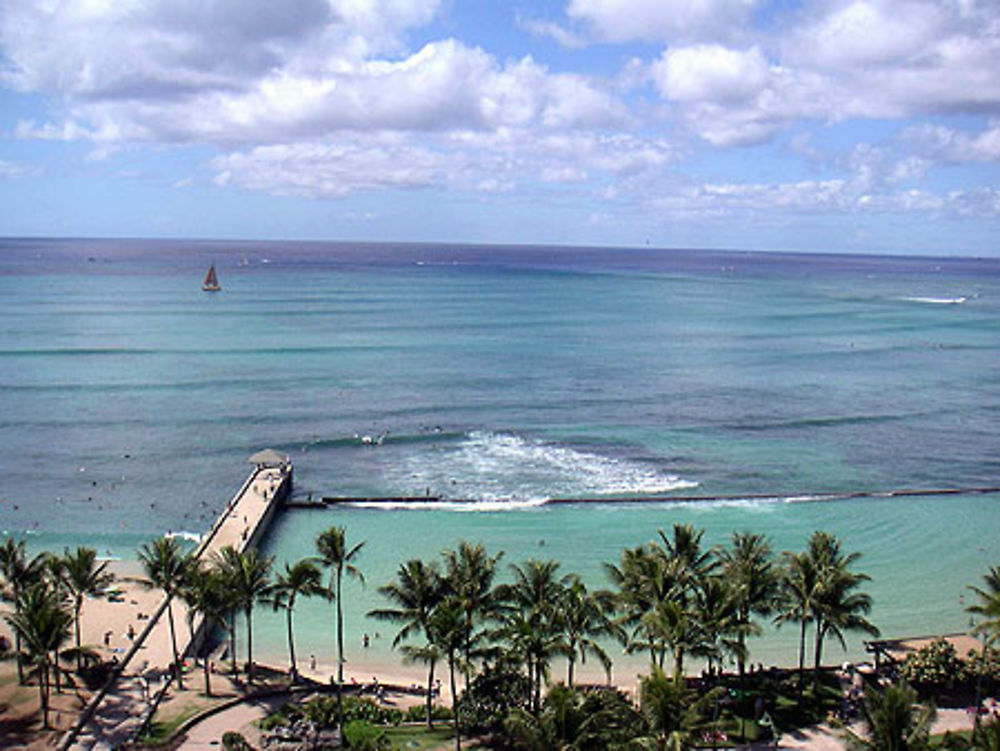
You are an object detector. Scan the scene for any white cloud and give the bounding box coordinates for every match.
[638,1,1000,146]
[791,0,948,70]
[653,45,769,103]
[647,177,1000,220]
[211,138,446,197]
[209,129,676,198]
[902,121,1000,163]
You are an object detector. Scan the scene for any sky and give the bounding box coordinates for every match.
[0,0,999,256]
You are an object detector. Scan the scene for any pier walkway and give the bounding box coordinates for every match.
[61,452,292,751]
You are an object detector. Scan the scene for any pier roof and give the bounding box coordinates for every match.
[248,448,287,467]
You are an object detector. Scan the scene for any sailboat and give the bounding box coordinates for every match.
[202,264,221,292]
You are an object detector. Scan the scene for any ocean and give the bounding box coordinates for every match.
[2,237,998,676]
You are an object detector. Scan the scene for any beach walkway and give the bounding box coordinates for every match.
[61,454,292,751]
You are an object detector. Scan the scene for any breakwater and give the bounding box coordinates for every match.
[296,485,1000,508]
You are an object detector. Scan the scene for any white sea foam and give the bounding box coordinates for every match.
[902,296,968,305]
[394,431,696,509]
[165,530,203,543]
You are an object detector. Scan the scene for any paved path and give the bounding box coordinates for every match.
[176,694,289,751]
[738,707,976,751]
[63,462,291,751]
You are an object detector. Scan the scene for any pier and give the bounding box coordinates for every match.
[62,450,292,751]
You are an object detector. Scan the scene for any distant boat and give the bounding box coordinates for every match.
[202,264,221,292]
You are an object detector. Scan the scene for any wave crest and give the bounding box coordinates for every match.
[388,431,696,509]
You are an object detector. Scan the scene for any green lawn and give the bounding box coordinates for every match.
[139,704,205,747]
[383,725,487,750]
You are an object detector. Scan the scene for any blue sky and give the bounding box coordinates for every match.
[1,0,998,255]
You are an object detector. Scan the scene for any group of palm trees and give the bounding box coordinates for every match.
[134,525,363,699]
[4,516,1000,749]
[0,523,364,734]
[0,538,114,729]
[360,526,881,751]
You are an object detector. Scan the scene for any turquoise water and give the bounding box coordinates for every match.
[2,238,999,672]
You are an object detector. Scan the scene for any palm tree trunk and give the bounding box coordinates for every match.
[245,606,254,684]
[462,612,473,691]
[738,628,747,738]
[229,612,238,676]
[568,652,576,688]
[40,662,50,729]
[167,601,184,690]
[286,605,297,681]
[336,569,344,729]
[425,657,437,730]
[15,629,24,684]
[449,652,461,751]
[53,649,62,693]
[812,622,824,692]
[336,570,344,683]
[187,619,198,667]
[536,666,543,715]
[203,652,212,697]
[75,598,84,671]
[797,620,807,697]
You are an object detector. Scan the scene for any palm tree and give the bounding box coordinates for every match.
[719,532,778,681]
[558,575,615,687]
[271,558,326,681]
[808,532,879,684]
[443,541,503,689]
[655,524,716,596]
[968,565,1000,645]
[183,563,230,696]
[637,665,719,751]
[315,526,365,688]
[638,597,712,687]
[605,544,675,668]
[844,681,935,751]
[213,545,273,684]
[369,558,445,728]
[692,574,741,677]
[967,565,1000,731]
[496,559,570,713]
[5,581,74,729]
[428,596,470,751]
[137,536,192,690]
[0,537,46,684]
[774,550,819,696]
[57,546,114,671]
[719,532,779,734]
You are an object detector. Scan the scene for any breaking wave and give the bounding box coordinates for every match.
[366,431,697,510]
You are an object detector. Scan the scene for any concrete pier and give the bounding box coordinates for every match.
[62,452,292,751]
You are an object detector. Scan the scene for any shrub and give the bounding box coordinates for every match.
[404,703,453,722]
[460,662,532,734]
[343,696,404,726]
[342,719,390,750]
[901,638,967,690]
[221,731,254,751]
